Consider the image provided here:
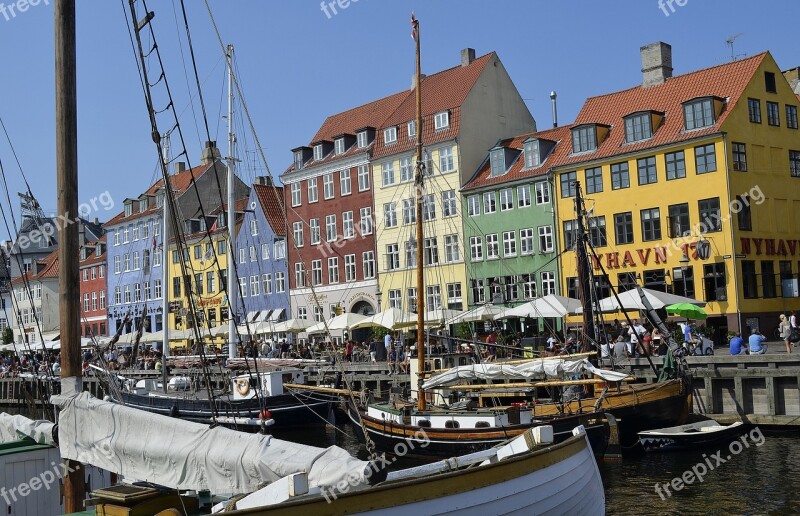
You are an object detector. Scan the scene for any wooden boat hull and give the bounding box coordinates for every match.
[227,430,605,515]
[115,391,334,429]
[638,420,746,452]
[346,399,611,457]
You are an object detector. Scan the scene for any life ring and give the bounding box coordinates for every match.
[236,379,250,396]
[258,410,272,420]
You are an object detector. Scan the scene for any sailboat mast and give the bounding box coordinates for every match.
[226,44,237,359]
[412,15,426,412]
[55,0,85,509]
[161,132,170,391]
[574,182,596,351]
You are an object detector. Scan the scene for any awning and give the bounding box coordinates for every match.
[269,308,285,322]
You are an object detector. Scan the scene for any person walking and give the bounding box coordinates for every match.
[779,314,792,354]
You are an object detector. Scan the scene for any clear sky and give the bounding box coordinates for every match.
[1,0,798,238]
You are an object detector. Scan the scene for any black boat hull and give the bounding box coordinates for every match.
[639,422,747,452]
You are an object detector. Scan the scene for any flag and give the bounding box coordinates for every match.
[411,13,418,41]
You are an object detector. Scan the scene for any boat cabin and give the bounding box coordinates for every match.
[232,369,305,400]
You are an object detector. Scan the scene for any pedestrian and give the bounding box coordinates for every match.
[791,311,798,330]
[729,331,747,356]
[748,329,767,355]
[613,335,627,359]
[368,339,377,363]
[345,340,354,362]
[780,314,792,354]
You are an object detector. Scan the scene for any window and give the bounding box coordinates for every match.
[142,222,149,239]
[313,144,323,161]
[343,211,354,238]
[114,256,120,274]
[313,306,323,322]
[311,260,322,286]
[614,212,634,245]
[703,262,726,302]
[113,230,120,246]
[748,98,761,123]
[767,101,780,126]
[207,271,215,293]
[742,261,757,299]
[520,228,534,255]
[398,156,413,183]
[787,105,798,129]
[683,98,714,130]
[442,190,457,217]
[760,261,777,298]
[307,177,318,203]
[427,285,442,310]
[250,275,260,297]
[490,148,505,176]
[737,195,752,231]
[345,254,356,281]
[499,189,513,211]
[695,144,717,174]
[423,237,439,265]
[293,221,304,247]
[560,171,576,197]
[124,285,131,303]
[384,202,397,228]
[216,239,225,256]
[517,185,531,207]
[294,263,305,288]
[446,283,462,310]
[340,169,351,195]
[502,231,517,257]
[732,143,747,171]
[363,251,375,279]
[434,111,449,130]
[790,150,800,177]
[563,220,577,250]
[541,271,556,296]
[123,225,129,243]
[382,162,395,186]
[637,156,657,185]
[403,287,416,313]
[386,244,400,271]
[439,146,455,173]
[99,265,105,277]
[571,125,596,153]
[483,192,496,213]
[538,226,554,252]
[132,223,139,241]
[471,279,486,304]
[698,198,722,233]
[328,257,339,284]
[114,287,122,305]
[276,272,285,293]
[667,203,691,238]
[422,194,436,221]
[765,71,777,93]
[193,245,201,261]
[486,234,499,259]
[533,182,550,205]
[359,207,372,235]
[640,209,661,241]
[467,195,480,216]
[238,248,246,264]
[335,138,345,155]
[358,165,369,192]
[310,218,320,244]
[610,162,630,190]
[470,236,483,261]
[357,131,368,148]
[258,273,270,295]
[249,246,257,262]
[274,239,286,259]
[83,293,89,312]
[100,291,106,309]
[441,234,458,263]
[665,151,686,180]
[624,112,652,142]
[588,216,607,248]
[124,253,130,272]
[523,139,540,168]
[407,120,416,138]
[585,167,603,193]
[260,243,269,260]
[384,127,397,144]
[325,214,337,241]
[323,173,335,199]
[388,289,401,309]
[405,239,417,268]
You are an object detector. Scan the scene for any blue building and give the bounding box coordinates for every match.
[234,177,290,328]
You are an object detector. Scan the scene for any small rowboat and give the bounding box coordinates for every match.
[638,420,745,452]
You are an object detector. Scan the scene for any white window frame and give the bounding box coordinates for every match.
[307,177,318,203]
[400,156,414,183]
[328,257,340,284]
[483,192,496,214]
[384,127,397,144]
[335,138,345,155]
[312,260,323,286]
[293,221,304,247]
[343,211,355,239]
[538,225,554,253]
[291,182,301,206]
[439,146,455,173]
[345,254,356,282]
[382,162,395,186]
[262,243,270,260]
[357,164,370,191]
[520,228,535,255]
[467,195,480,216]
[434,111,449,130]
[503,231,517,257]
[499,188,513,211]
[541,271,556,296]
[444,234,460,263]
[486,234,499,259]
[250,219,258,236]
[442,190,457,217]
[313,144,323,161]
[357,131,368,148]
[276,272,285,293]
[518,185,531,208]
[325,214,337,242]
[407,120,416,138]
[470,236,483,262]
[323,173,335,200]
[340,169,351,196]
[310,218,320,245]
[384,202,397,228]
[535,182,551,205]
[363,251,375,279]
[360,207,373,235]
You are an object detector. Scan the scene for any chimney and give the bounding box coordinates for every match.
[640,42,673,87]
[200,141,221,165]
[173,161,187,174]
[411,73,427,89]
[783,67,800,94]
[461,48,476,67]
[550,91,558,128]
[255,176,273,186]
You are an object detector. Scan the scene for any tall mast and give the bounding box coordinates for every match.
[574,182,596,351]
[55,0,85,510]
[226,44,237,359]
[412,14,426,412]
[161,131,170,391]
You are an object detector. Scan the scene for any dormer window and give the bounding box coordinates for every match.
[156,193,164,208]
[523,139,540,168]
[217,213,226,228]
[335,138,345,155]
[624,112,653,143]
[294,151,304,170]
[357,131,368,148]
[384,127,397,145]
[434,111,449,130]
[489,148,506,177]
[408,121,416,138]
[683,97,715,130]
[139,197,149,212]
[313,144,324,161]
[572,125,598,153]
[124,202,132,217]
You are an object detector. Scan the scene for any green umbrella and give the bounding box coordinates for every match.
[665,303,708,320]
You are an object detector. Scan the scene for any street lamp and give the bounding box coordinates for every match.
[679,252,690,297]
[375,288,382,312]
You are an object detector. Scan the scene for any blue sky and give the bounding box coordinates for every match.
[0,0,798,238]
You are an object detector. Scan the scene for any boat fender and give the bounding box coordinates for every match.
[365,456,390,485]
[51,424,59,446]
[170,405,179,418]
[258,410,272,420]
[236,379,250,396]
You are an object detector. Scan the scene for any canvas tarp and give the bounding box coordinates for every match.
[51,392,371,494]
[0,413,56,445]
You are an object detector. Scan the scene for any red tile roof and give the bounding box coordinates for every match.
[11,250,59,285]
[253,183,287,237]
[310,91,408,145]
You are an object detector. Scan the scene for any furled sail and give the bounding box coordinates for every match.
[0,413,56,445]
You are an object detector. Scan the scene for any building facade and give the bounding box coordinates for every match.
[9,251,59,344]
[372,49,536,316]
[79,238,108,338]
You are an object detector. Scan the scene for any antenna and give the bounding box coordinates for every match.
[726,33,745,61]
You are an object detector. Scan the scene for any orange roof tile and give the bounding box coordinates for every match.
[11,250,58,285]
[254,183,287,237]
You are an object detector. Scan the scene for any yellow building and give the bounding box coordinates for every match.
[551,43,800,339]
[370,50,536,314]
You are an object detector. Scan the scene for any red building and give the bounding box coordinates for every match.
[80,237,107,338]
